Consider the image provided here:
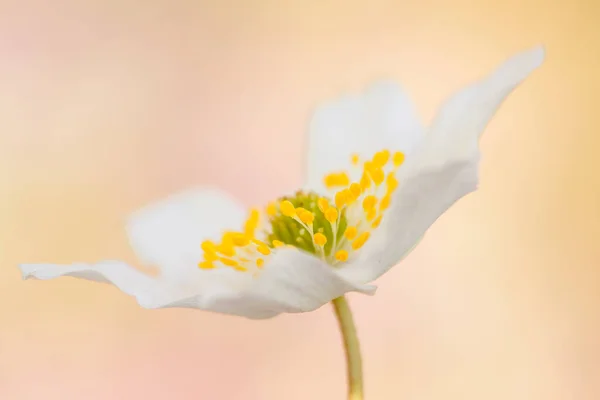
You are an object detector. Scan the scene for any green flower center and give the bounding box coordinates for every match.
[267,191,347,257]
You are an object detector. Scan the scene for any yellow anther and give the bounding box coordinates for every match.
[313,232,327,246]
[344,226,358,240]
[335,250,349,262]
[371,168,385,186]
[351,154,360,165]
[393,151,405,167]
[201,240,216,253]
[335,190,348,209]
[380,194,391,211]
[344,188,357,205]
[352,232,370,250]
[367,208,377,221]
[362,195,377,212]
[325,207,338,223]
[203,250,218,262]
[230,233,250,247]
[221,232,235,243]
[272,240,284,248]
[251,238,269,247]
[386,173,399,192]
[349,183,362,198]
[296,207,315,225]
[217,243,235,257]
[360,172,371,190]
[219,257,240,267]
[257,245,271,255]
[317,198,329,212]
[324,172,350,188]
[372,215,383,228]
[280,200,296,217]
[198,261,215,269]
[373,150,390,167]
[256,258,264,268]
[244,209,260,237]
[266,202,278,216]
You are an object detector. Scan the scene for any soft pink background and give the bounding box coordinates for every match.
[1,0,598,399]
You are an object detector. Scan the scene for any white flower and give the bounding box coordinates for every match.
[19,47,544,319]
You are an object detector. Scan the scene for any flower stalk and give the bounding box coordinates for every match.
[332,295,364,400]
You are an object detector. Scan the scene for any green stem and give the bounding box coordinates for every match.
[332,295,364,400]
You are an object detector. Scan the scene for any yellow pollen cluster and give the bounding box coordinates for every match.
[321,149,405,261]
[197,149,405,272]
[198,208,271,272]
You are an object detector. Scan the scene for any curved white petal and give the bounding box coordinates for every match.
[20,248,375,319]
[244,248,376,316]
[305,81,423,193]
[18,261,199,309]
[126,188,246,283]
[338,47,545,283]
[171,248,375,319]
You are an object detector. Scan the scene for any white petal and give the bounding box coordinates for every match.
[248,248,375,315]
[20,249,375,320]
[126,188,246,283]
[417,46,545,167]
[305,81,423,193]
[192,248,376,319]
[18,261,199,309]
[338,47,545,283]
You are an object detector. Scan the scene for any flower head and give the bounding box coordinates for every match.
[19,47,544,319]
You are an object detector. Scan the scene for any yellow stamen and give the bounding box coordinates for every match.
[372,215,383,228]
[266,202,277,216]
[217,243,235,257]
[201,240,216,253]
[371,168,385,186]
[251,238,269,247]
[198,261,215,269]
[362,195,377,212]
[352,232,370,250]
[314,232,327,246]
[296,207,315,225]
[335,190,348,209]
[280,200,296,217]
[335,250,349,262]
[219,257,240,267]
[324,172,350,188]
[203,251,218,262]
[349,183,362,198]
[318,198,329,212]
[244,209,260,237]
[380,194,391,211]
[366,208,377,221]
[373,150,390,167]
[342,188,356,205]
[256,258,264,268]
[272,240,284,248]
[257,245,271,255]
[386,173,398,192]
[393,151,405,167]
[360,172,371,190]
[344,226,358,240]
[325,207,338,223]
[231,233,250,247]
[351,154,360,165]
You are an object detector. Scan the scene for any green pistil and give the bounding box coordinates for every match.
[267,190,347,257]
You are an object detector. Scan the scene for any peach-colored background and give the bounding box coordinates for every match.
[1,0,598,399]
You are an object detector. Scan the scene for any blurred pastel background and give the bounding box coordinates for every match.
[1,0,599,399]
